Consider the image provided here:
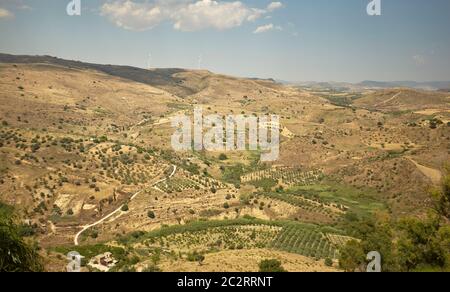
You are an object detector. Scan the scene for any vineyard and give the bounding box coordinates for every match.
[155,170,227,193]
[144,225,281,252]
[130,219,349,260]
[270,224,336,259]
[241,167,323,187]
[325,233,357,247]
[258,192,344,219]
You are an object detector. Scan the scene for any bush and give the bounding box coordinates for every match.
[325,258,333,267]
[147,211,156,219]
[218,153,228,161]
[121,204,129,212]
[142,264,161,272]
[187,251,205,265]
[258,259,286,272]
[0,202,44,272]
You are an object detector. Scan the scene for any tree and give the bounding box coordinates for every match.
[339,240,366,272]
[433,168,450,219]
[325,258,333,267]
[197,254,205,266]
[397,215,449,271]
[187,251,205,266]
[259,259,286,272]
[147,211,156,219]
[121,204,129,212]
[0,202,43,272]
[339,169,450,272]
[218,153,228,161]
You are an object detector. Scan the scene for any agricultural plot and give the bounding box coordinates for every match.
[325,233,357,247]
[130,219,343,261]
[259,192,342,219]
[155,178,200,193]
[270,224,336,259]
[241,167,323,187]
[144,225,282,252]
[155,170,227,193]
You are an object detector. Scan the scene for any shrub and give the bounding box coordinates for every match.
[258,259,286,272]
[187,251,205,265]
[121,204,129,212]
[218,153,228,161]
[147,211,156,219]
[142,264,161,272]
[325,258,333,267]
[0,202,44,272]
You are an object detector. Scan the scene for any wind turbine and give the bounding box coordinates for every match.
[197,54,203,70]
[147,53,152,70]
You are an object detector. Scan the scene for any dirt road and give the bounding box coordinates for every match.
[74,165,177,246]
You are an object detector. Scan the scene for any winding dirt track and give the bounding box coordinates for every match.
[407,157,442,185]
[74,165,177,246]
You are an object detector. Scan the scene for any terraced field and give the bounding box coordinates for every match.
[241,167,323,186]
[258,192,344,219]
[155,170,227,193]
[270,224,337,259]
[121,219,349,260]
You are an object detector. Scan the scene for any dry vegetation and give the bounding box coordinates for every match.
[0,54,449,272]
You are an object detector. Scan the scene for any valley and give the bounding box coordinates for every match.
[0,54,449,272]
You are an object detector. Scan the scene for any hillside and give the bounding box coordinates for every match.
[353,88,450,112]
[0,54,449,272]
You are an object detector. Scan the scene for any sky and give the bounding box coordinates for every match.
[0,0,449,82]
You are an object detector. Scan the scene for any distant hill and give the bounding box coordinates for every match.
[0,52,291,107]
[353,88,450,112]
[0,53,199,97]
[293,80,450,92]
[358,80,450,91]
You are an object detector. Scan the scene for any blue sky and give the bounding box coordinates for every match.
[0,0,449,82]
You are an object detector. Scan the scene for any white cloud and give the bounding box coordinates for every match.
[173,0,258,31]
[253,23,282,34]
[267,2,283,12]
[101,1,166,31]
[0,8,14,19]
[101,0,284,32]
